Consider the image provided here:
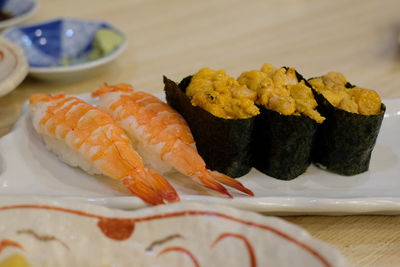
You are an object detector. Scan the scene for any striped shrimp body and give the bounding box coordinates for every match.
[92,84,253,197]
[29,94,179,205]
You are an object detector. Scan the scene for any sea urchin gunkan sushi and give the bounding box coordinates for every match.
[238,64,325,180]
[164,68,259,178]
[308,72,385,175]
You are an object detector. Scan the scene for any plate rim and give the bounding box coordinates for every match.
[5,194,399,215]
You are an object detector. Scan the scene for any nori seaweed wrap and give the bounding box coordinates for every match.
[238,64,324,180]
[163,75,256,178]
[308,73,385,175]
[253,107,318,180]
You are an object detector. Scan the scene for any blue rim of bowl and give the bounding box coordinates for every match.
[2,17,128,74]
[0,0,39,29]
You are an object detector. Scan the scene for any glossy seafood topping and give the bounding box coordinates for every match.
[308,72,382,115]
[238,64,325,123]
[93,83,254,197]
[186,68,259,119]
[29,93,179,205]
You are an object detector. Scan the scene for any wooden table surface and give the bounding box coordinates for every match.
[1,0,400,265]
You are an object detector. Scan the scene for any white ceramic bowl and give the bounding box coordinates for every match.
[3,18,127,82]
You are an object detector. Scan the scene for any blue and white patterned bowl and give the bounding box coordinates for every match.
[0,0,38,29]
[3,18,127,81]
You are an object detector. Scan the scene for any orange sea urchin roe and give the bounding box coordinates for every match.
[186,68,259,119]
[238,64,325,123]
[308,72,381,115]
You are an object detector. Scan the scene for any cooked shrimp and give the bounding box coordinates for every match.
[92,84,253,197]
[29,93,179,205]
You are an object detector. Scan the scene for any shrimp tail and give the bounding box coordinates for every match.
[146,169,180,203]
[209,171,254,196]
[122,176,165,205]
[192,171,233,198]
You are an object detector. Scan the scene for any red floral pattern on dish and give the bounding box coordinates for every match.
[0,205,332,267]
[212,232,256,267]
[158,246,200,267]
[0,239,24,254]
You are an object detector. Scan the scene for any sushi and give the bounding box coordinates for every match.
[164,68,259,178]
[308,72,385,175]
[237,64,325,180]
[92,83,253,197]
[29,93,179,205]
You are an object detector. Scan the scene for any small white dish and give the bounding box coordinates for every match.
[0,93,399,215]
[26,45,127,82]
[0,36,28,97]
[3,18,127,82]
[0,197,349,266]
[0,0,38,29]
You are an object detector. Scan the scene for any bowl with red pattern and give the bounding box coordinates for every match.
[0,197,348,267]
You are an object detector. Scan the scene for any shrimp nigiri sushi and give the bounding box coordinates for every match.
[92,83,253,197]
[29,93,179,205]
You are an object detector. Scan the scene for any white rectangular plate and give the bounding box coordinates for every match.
[0,94,399,215]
